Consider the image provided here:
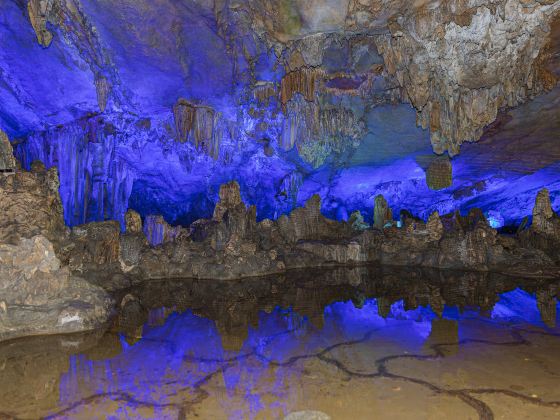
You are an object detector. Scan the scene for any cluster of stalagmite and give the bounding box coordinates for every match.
[2,162,560,340]
[26,175,557,283]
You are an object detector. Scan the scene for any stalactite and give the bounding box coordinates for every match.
[280,97,365,167]
[172,99,221,159]
[14,118,135,229]
[173,99,196,143]
[95,76,110,113]
[280,67,323,108]
[253,82,277,104]
[27,0,55,47]
[426,156,452,190]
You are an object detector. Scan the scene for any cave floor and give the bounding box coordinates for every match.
[1,269,559,420]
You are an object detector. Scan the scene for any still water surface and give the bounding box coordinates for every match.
[1,267,559,419]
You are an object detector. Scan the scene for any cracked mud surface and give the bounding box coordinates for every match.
[0,269,559,419]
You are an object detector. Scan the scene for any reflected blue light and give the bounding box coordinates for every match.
[54,288,559,418]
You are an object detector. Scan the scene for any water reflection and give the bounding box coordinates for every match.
[0,267,559,419]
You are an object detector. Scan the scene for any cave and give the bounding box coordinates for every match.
[1,1,560,418]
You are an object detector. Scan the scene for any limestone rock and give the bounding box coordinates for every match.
[172,98,220,159]
[0,166,66,243]
[0,235,112,342]
[349,210,370,231]
[280,67,323,108]
[69,221,121,270]
[374,0,560,155]
[94,75,110,113]
[213,181,244,221]
[532,188,558,235]
[426,211,444,241]
[27,0,55,47]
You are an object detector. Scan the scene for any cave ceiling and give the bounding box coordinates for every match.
[0,0,559,228]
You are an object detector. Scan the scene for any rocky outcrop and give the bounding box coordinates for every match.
[0,235,112,341]
[66,221,121,272]
[373,194,392,229]
[519,188,560,264]
[0,166,112,342]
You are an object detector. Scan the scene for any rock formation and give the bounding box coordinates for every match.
[0,235,112,341]
[42,179,558,285]
[0,129,15,173]
[374,0,560,155]
[426,156,452,190]
[0,165,112,341]
[373,195,392,229]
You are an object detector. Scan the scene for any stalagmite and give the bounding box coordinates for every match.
[125,209,143,234]
[0,129,16,174]
[373,194,391,229]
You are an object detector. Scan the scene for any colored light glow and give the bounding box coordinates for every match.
[55,289,557,418]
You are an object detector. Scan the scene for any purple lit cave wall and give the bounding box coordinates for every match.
[2,0,560,230]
